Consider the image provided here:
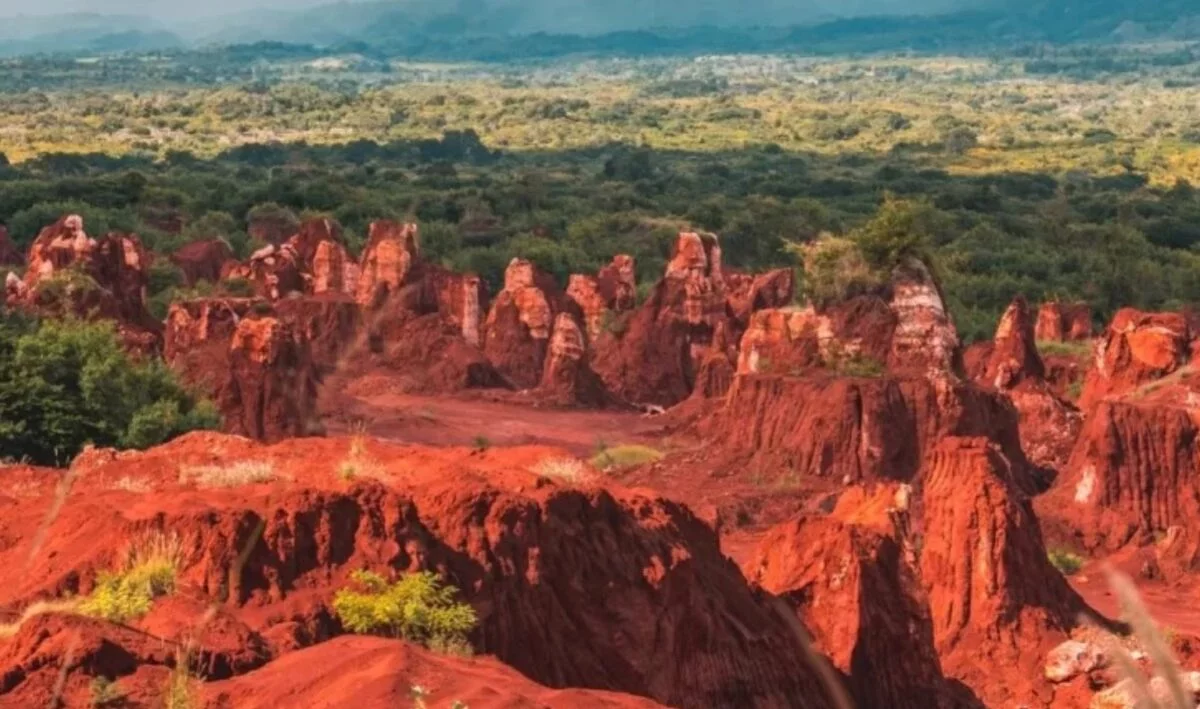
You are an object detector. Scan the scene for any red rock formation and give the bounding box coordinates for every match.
[968,297,1081,469]
[8,216,161,352]
[1050,398,1200,552]
[284,218,359,297]
[172,239,237,287]
[593,233,730,406]
[483,259,556,390]
[0,434,839,709]
[725,268,796,329]
[597,254,637,311]
[538,313,606,406]
[1036,301,1093,342]
[0,225,21,266]
[1078,308,1192,411]
[980,296,1044,388]
[165,300,319,441]
[887,265,958,376]
[356,221,419,307]
[745,486,954,709]
[709,372,1042,493]
[920,437,1085,707]
[271,296,362,373]
[243,243,304,300]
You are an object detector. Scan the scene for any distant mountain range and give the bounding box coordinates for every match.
[0,0,1195,60]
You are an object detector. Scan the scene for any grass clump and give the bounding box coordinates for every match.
[78,532,183,623]
[163,648,198,709]
[333,570,477,655]
[1037,339,1093,360]
[590,444,664,471]
[531,457,589,484]
[179,461,275,488]
[472,435,491,452]
[90,676,125,707]
[1048,548,1085,576]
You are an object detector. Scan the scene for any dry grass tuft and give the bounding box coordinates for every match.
[179,461,276,488]
[531,457,591,484]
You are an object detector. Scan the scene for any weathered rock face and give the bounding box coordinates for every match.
[597,254,637,311]
[484,259,556,390]
[0,225,22,265]
[567,255,638,345]
[593,234,731,406]
[887,266,958,376]
[172,239,237,287]
[725,268,796,329]
[356,221,419,307]
[538,313,606,406]
[920,437,1085,707]
[744,487,952,709]
[272,297,362,372]
[9,216,161,352]
[1078,308,1192,412]
[1052,398,1200,551]
[244,243,304,300]
[284,218,359,297]
[981,296,1045,389]
[709,373,1043,493]
[165,300,320,441]
[968,297,1082,469]
[0,434,839,709]
[1036,301,1093,342]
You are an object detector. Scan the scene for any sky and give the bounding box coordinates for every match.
[0,0,989,24]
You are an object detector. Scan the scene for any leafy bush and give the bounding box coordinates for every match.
[1037,340,1093,360]
[1048,548,1085,576]
[590,444,664,471]
[0,316,220,465]
[79,532,182,623]
[792,236,882,307]
[333,570,477,653]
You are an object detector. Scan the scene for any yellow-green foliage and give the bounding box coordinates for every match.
[590,444,665,471]
[333,570,477,653]
[1037,339,1093,360]
[78,532,182,623]
[1048,548,1085,576]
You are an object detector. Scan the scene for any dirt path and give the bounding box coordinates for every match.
[324,391,665,457]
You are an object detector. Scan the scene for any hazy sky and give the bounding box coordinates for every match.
[0,0,989,23]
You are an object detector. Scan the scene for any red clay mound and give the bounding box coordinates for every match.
[0,434,839,709]
[206,636,665,709]
[1036,301,1093,342]
[921,437,1087,707]
[1078,308,1193,412]
[484,259,559,390]
[239,243,305,300]
[356,220,420,307]
[172,238,237,287]
[567,256,637,345]
[537,312,608,406]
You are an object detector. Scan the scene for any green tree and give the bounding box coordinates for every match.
[0,316,220,465]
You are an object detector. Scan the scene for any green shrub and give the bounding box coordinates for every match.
[0,315,220,465]
[589,444,664,471]
[333,570,477,653]
[790,236,883,307]
[1048,548,1085,576]
[78,532,182,623]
